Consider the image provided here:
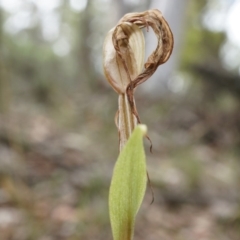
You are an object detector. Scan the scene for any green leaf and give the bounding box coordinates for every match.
[109,124,147,240]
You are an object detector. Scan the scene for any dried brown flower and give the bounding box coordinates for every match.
[103,9,174,150]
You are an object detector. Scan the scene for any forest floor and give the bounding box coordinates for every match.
[0,101,240,240]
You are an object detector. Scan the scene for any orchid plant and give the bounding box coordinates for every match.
[103,9,173,240]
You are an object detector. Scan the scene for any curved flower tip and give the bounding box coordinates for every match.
[103,9,174,94]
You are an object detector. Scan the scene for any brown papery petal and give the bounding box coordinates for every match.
[103,9,173,94]
[103,23,145,94]
[120,9,174,101]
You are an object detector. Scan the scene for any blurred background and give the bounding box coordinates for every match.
[0,0,240,239]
